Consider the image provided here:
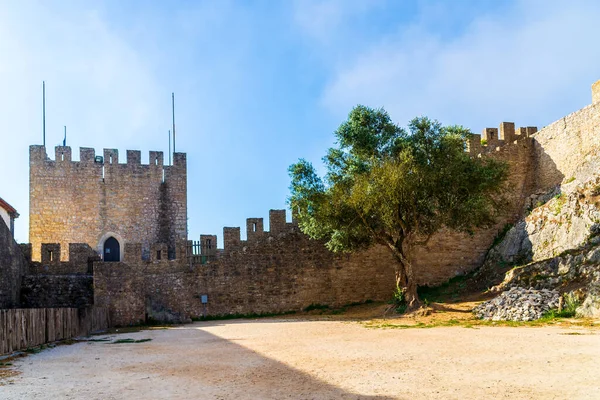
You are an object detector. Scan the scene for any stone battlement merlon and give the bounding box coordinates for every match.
[218,209,296,252]
[466,122,538,157]
[467,79,600,157]
[29,145,184,168]
[34,242,186,265]
[37,243,99,266]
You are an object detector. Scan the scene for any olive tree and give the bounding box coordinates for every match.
[288,106,508,310]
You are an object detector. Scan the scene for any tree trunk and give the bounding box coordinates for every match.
[389,240,421,312]
[401,257,420,311]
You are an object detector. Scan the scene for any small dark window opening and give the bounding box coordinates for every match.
[103,237,120,262]
[157,250,162,260]
[48,250,53,262]
[206,239,212,249]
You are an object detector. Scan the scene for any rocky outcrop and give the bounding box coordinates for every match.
[577,282,600,318]
[492,176,600,266]
[473,287,559,321]
[472,173,600,320]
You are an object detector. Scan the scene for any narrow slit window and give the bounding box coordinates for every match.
[48,250,53,262]
[252,222,257,232]
[61,153,64,161]
[207,239,212,249]
[157,250,162,260]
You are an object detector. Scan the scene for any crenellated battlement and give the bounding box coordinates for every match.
[208,209,297,253]
[32,241,188,267]
[466,122,537,156]
[24,243,100,275]
[30,145,185,169]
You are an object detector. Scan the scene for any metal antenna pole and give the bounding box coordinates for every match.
[168,129,171,166]
[172,92,175,154]
[43,81,46,147]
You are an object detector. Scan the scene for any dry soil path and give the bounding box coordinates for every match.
[1,319,599,399]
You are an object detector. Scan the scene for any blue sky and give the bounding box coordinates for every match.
[1,0,600,244]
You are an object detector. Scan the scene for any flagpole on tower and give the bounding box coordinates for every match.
[172,92,176,155]
[42,81,46,147]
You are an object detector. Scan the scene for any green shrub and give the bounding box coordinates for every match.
[550,193,567,215]
[392,285,407,314]
[492,223,513,247]
[542,292,580,319]
[303,303,330,312]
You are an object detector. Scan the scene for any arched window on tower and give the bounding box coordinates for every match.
[103,237,120,262]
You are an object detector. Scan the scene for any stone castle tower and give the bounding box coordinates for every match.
[29,145,187,261]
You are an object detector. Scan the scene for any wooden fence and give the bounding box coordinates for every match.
[0,307,110,355]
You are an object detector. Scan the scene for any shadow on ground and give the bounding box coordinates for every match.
[3,324,396,400]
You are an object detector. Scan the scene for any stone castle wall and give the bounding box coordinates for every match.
[531,101,600,191]
[593,80,600,105]
[412,131,537,285]
[18,79,600,323]
[92,213,396,326]
[0,217,27,308]
[20,275,94,309]
[29,146,187,261]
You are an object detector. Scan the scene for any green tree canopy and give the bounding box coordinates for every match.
[288,105,509,310]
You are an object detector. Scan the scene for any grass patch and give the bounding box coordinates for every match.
[344,299,374,307]
[23,344,49,354]
[364,316,593,330]
[192,310,297,322]
[110,338,152,344]
[365,319,468,330]
[303,303,330,312]
[329,307,347,315]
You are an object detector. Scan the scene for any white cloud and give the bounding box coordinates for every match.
[0,2,163,242]
[319,0,600,131]
[292,0,384,45]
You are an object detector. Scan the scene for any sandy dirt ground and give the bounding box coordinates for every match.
[1,318,600,400]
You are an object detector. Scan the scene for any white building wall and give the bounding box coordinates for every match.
[0,207,10,231]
